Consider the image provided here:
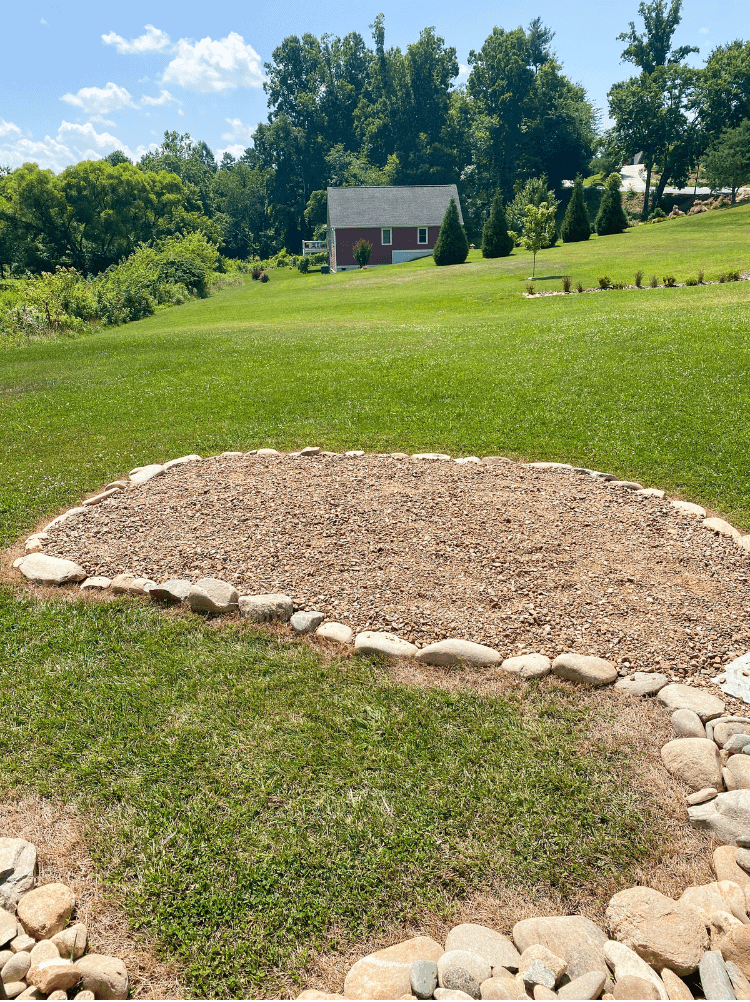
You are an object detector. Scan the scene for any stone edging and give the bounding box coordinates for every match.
[11,447,750,1000]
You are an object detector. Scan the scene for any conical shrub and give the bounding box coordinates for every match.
[595,173,628,236]
[482,192,514,258]
[561,177,590,243]
[433,198,469,266]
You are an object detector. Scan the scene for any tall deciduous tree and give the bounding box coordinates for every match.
[618,0,698,73]
[694,40,750,140]
[702,120,750,203]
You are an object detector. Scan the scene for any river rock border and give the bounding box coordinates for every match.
[0,838,128,1001]
[11,447,750,1000]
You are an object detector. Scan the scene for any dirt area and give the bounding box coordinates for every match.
[41,453,750,683]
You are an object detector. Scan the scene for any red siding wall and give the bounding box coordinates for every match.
[334,226,441,267]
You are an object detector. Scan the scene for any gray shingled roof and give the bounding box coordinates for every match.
[327,185,463,228]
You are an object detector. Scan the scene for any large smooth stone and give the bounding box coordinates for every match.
[614,673,670,697]
[512,915,608,981]
[703,517,741,540]
[354,632,418,659]
[501,654,551,680]
[550,654,617,686]
[603,941,668,1000]
[163,454,201,470]
[51,923,87,960]
[658,967,695,1000]
[714,845,750,891]
[28,958,82,993]
[17,884,75,940]
[658,684,725,722]
[727,757,750,790]
[606,886,709,975]
[128,464,165,485]
[679,881,748,924]
[148,579,192,604]
[661,738,724,792]
[343,936,443,999]
[672,709,706,739]
[76,954,129,1000]
[238,594,293,623]
[698,949,737,999]
[316,622,354,645]
[188,578,239,614]
[444,925,521,973]
[290,611,325,634]
[556,971,607,1000]
[711,923,750,981]
[690,790,750,845]
[0,839,37,911]
[415,640,501,668]
[18,554,86,586]
[0,907,17,947]
[671,500,706,517]
[715,722,750,749]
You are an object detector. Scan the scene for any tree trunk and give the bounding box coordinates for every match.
[641,161,653,220]
[731,186,737,205]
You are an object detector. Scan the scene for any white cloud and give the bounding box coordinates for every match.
[102,24,171,55]
[89,115,117,127]
[61,81,135,116]
[699,27,709,34]
[221,117,256,142]
[217,143,247,161]
[455,63,470,85]
[0,120,22,139]
[162,32,264,92]
[140,89,177,107]
[0,121,137,173]
[40,18,47,25]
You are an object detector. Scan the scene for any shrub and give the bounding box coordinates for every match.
[698,269,704,284]
[251,269,261,281]
[352,239,372,268]
[434,198,469,266]
[635,270,644,288]
[650,275,659,288]
[649,207,666,222]
[561,177,591,243]
[612,281,626,290]
[595,174,628,236]
[481,192,514,258]
[260,272,270,283]
[598,276,612,290]
[525,282,535,295]
[663,275,677,287]
[576,281,584,293]
[298,257,310,274]
[720,269,741,282]
[562,275,572,293]
[685,276,698,286]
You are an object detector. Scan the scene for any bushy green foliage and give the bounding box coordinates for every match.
[481,192,514,258]
[433,198,469,266]
[595,173,629,236]
[561,177,591,243]
[521,201,557,277]
[352,239,373,268]
[506,177,560,242]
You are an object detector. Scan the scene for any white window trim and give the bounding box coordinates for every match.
[417,226,428,245]
[381,227,392,246]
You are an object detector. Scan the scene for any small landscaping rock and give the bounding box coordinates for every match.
[521,960,555,991]
[17,884,75,940]
[550,654,617,686]
[661,738,724,791]
[410,959,438,999]
[512,916,609,981]
[557,971,607,1000]
[688,788,718,805]
[679,880,747,925]
[148,579,192,604]
[28,957,82,993]
[657,967,694,1000]
[163,454,201,470]
[290,611,325,634]
[76,954,129,1000]
[0,839,37,911]
[690,790,750,844]
[434,991,474,1000]
[51,924,86,961]
[501,654,551,680]
[613,975,660,999]
[671,500,706,517]
[725,735,750,755]
[727,758,750,790]
[714,722,750,748]
[316,622,354,645]
[128,464,165,485]
[518,946,565,986]
[4,983,28,999]
[255,449,280,458]
[2,949,31,981]
[80,577,111,591]
[672,709,707,738]
[18,554,86,586]
[614,672,669,696]
[73,993,95,1001]
[415,639,501,668]
[0,909,17,948]
[478,973,525,999]
[637,488,666,499]
[239,593,294,622]
[300,447,321,456]
[412,453,451,461]
[438,950,490,996]
[526,462,572,471]
[343,937,443,1000]
[188,578,239,614]
[725,961,750,1000]
[24,536,44,553]
[700,947,741,1000]
[354,632,418,659]
[658,684,725,722]
[11,934,35,952]
[81,489,119,507]
[602,941,668,1000]
[608,481,644,491]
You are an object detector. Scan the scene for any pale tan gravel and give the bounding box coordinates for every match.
[44,454,750,680]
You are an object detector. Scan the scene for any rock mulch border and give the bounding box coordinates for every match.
[0,838,128,1001]
[11,447,750,1000]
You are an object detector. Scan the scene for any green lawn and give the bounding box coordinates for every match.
[0,201,748,998]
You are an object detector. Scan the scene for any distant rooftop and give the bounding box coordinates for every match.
[327,185,463,228]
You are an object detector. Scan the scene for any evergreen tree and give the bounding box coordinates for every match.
[560,176,591,242]
[433,198,469,266]
[595,173,629,235]
[481,192,514,257]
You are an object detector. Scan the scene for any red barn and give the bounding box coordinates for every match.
[326,184,464,272]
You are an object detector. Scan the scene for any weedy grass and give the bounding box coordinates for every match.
[0,590,661,997]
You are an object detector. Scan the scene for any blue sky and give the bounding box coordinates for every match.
[0,1,735,172]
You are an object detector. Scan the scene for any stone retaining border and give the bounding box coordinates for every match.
[11,447,750,1000]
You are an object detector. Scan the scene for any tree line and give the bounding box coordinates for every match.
[0,0,748,277]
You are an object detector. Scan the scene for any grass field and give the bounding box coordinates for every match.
[0,201,748,997]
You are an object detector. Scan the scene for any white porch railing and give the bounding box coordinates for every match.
[302,240,328,256]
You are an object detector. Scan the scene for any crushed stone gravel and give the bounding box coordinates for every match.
[44,454,750,679]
